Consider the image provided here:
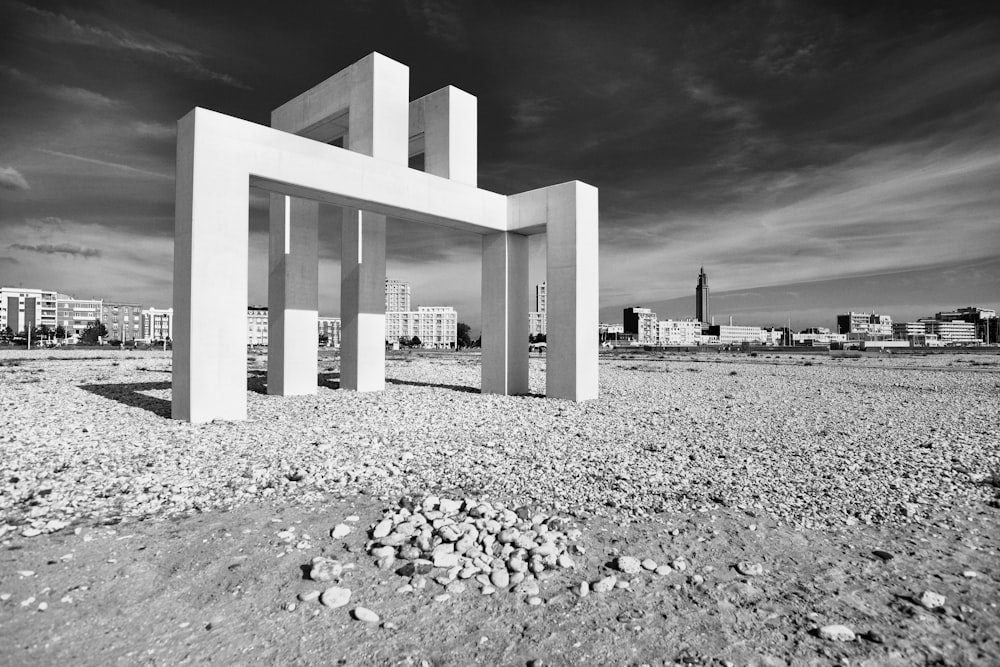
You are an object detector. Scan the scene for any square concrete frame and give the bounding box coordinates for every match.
[173,52,598,422]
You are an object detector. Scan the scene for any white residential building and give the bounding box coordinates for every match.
[655,319,701,346]
[919,319,979,344]
[707,324,768,345]
[142,307,174,342]
[248,306,268,346]
[386,306,457,349]
[529,311,547,336]
[385,279,411,312]
[1,287,58,333]
[318,316,341,348]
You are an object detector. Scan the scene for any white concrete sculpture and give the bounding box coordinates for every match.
[173,53,598,422]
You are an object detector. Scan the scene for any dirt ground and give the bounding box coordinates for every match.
[2,490,999,666]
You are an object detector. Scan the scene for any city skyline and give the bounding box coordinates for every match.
[1,2,998,332]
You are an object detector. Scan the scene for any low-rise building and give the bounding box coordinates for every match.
[655,319,701,346]
[623,307,657,345]
[919,319,979,345]
[318,316,341,348]
[248,306,268,346]
[706,324,768,345]
[529,311,546,336]
[56,294,103,338]
[102,302,144,342]
[1,287,58,334]
[386,306,457,349]
[142,307,173,342]
[837,311,893,340]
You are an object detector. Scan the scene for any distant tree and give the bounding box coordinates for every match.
[0,326,13,344]
[55,325,66,340]
[398,336,410,347]
[33,324,52,341]
[474,336,481,348]
[410,335,422,347]
[457,322,472,348]
[81,319,108,345]
[535,333,546,343]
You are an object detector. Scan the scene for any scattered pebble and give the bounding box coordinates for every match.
[615,556,642,574]
[735,561,763,577]
[919,591,946,610]
[818,624,856,642]
[872,549,894,561]
[352,607,379,623]
[331,524,351,539]
[593,576,617,593]
[320,586,351,608]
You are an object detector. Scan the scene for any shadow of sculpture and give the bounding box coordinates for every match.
[318,372,340,390]
[78,381,172,418]
[385,378,480,394]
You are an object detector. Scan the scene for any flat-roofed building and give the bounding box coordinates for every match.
[385,279,411,312]
[318,316,341,348]
[248,306,268,346]
[706,324,768,345]
[837,311,892,340]
[624,307,657,345]
[656,319,701,346]
[56,294,103,337]
[142,308,173,342]
[102,302,144,342]
[919,319,979,344]
[1,287,58,334]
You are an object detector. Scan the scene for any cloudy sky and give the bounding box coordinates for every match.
[1,1,997,331]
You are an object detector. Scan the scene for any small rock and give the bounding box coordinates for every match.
[861,630,885,643]
[671,559,687,572]
[372,519,393,539]
[872,550,894,561]
[353,607,379,623]
[527,596,542,606]
[641,558,658,571]
[37,602,48,612]
[593,575,617,593]
[615,579,630,589]
[285,602,296,612]
[434,552,459,569]
[20,596,36,607]
[0,593,11,602]
[654,565,672,576]
[396,560,433,577]
[481,585,496,595]
[309,557,343,582]
[490,569,510,588]
[818,624,856,642]
[331,523,351,539]
[395,584,413,594]
[382,621,399,630]
[577,581,589,597]
[513,579,540,596]
[919,590,946,610]
[446,581,467,594]
[320,586,351,608]
[557,554,575,569]
[17,571,35,578]
[615,556,642,575]
[962,570,979,578]
[298,590,321,602]
[735,562,763,577]
[433,593,451,602]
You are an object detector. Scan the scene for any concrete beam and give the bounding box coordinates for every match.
[409,86,477,186]
[481,232,529,395]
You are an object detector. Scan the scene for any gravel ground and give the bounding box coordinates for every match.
[1,349,998,536]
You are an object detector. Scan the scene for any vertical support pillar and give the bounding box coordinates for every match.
[340,208,387,391]
[267,194,319,395]
[481,231,529,395]
[546,182,599,401]
[172,109,250,422]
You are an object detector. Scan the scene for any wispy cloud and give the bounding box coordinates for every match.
[132,121,175,141]
[37,149,171,180]
[405,0,467,49]
[1,65,118,108]
[9,242,101,258]
[14,2,248,89]
[0,166,30,190]
[510,97,557,131]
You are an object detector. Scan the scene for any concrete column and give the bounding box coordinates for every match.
[340,208,386,391]
[545,182,600,401]
[481,231,529,395]
[409,86,477,186]
[267,194,319,395]
[172,111,250,422]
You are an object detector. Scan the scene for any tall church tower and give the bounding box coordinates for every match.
[695,267,709,324]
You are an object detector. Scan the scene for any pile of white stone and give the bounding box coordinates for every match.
[365,496,581,601]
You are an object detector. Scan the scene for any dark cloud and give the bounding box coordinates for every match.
[9,242,101,258]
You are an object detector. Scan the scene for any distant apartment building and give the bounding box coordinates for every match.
[706,324,768,345]
[1,287,57,333]
[919,319,979,344]
[101,302,144,342]
[655,319,701,346]
[793,327,847,346]
[836,311,892,340]
[385,279,411,312]
[386,306,457,349]
[248,306,268,346]
[624,307,658,344]
[936,307,997,344]
[529,281,547,336]
[56,294,103,337]
[599,323,625,342]
[318,316,341,348]
[142,307,173,342]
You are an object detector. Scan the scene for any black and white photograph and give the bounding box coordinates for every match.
[1,1,998,664]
